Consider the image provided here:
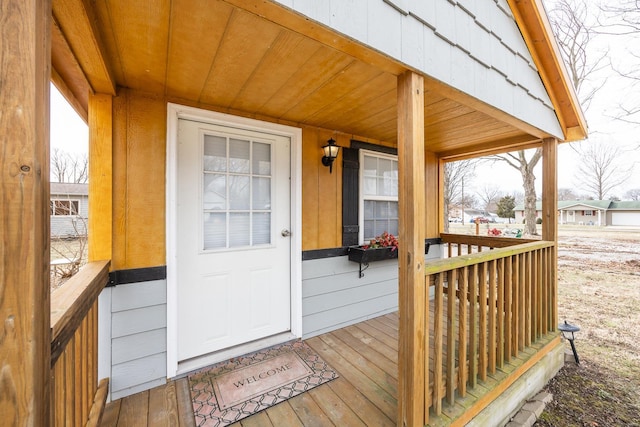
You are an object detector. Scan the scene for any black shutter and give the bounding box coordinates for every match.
[342,147,360,246]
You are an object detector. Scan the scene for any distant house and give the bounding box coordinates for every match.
[514,200,640,226]
[50,182,88,237]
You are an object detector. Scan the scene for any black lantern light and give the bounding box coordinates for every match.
[558,320,581,364]
[321,138,340,173]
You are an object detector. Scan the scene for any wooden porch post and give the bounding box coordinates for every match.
[542,137,558,330]
[397,71,426,427]
[0,0,52,424]
[88,94,113,262]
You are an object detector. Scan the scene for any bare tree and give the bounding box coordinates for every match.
[443,159,477,232]
[575,139,632,199]
[476,185,502,213]
[596,1,640,125]
[624,188,640,201]
[491,149,542,235]
[558,187,579,200]
[547,0,608,111]
[51,148,88,183]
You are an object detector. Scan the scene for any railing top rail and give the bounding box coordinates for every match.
[424,241,554,276]
[50,260,110,366]
[440,233,538,248]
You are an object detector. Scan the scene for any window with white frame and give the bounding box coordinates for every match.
[50,199,79,216]
[359,150,398,243]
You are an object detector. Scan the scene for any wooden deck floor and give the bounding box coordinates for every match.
[100,312,554,426]
[101,313,399,427]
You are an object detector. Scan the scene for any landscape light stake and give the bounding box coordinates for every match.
[558,320,581,364]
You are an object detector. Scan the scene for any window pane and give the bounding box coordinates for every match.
[252,213,270,245]
[364,200,374,218]
[364,220,374,241]
[229,139,250,173]
[204,212,226,249]
[253,142,271,175]
[204,135,227,172]
[363,156,377,176]
[252,177,271,210]
[388,219,398,236]
[229,213,250,247]
[374,220,387,238]
[363,200,399,241]
[229,176,250,210]
[204,174,226,210]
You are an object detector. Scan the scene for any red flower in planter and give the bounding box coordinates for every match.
[362,232,399,251]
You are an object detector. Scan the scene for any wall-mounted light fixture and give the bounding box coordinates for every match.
[321,138,340,173]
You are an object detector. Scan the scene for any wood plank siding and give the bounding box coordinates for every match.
[100,311,559,427]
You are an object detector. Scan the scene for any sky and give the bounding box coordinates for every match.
[50,84,88,155]
[49,0,639,200]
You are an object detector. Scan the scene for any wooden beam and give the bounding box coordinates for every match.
[438,134,542,161]
[541,137,558,330]
[52,0,116,95]
[397,71,426,427]
[0,0,51,424]
[88,93,113,262]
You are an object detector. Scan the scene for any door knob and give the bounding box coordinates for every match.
[281,229,292,237]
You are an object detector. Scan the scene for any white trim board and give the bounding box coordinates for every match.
[165,103,303,378]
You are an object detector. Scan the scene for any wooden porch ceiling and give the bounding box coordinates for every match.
[52,0,543,157]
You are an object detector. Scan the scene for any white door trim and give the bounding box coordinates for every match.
[166,103,302,378]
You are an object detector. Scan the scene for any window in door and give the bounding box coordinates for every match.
[202,134,272,250]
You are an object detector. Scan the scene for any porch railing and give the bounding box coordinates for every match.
[441,232,538,256]
[50,260,110,426]
[424,238,557,419]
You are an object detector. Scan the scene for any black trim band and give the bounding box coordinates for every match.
[350,139,398,155]
[302,238,441,261]
[108,266,167,287]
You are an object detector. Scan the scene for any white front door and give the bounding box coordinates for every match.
[175,118,292,365]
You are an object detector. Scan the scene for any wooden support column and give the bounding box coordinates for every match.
[425,151,440,238]
[397,71,426,427]
[541,137,558,330]
[0,0,52,424]
[88,93,113,262]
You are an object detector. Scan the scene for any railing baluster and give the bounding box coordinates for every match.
[520,252,527,350]
[447,269,457,404]
[504,256,513,361]
[512,255,519,358]
[458,266,468,397]
[433,272,444,415]
[479,261,488,380]
[488,260,496,375]
[497,258,505,368]
[469,264,478,388]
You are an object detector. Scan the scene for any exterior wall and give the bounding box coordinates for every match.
[112,90,167,270]
[607,211,640,226]
[302,246,443,338]
[113,89,395,260]
[273,0,563,138]
[100,280,167,401]
[50,194,89,237]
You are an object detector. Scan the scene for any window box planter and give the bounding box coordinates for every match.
[348,246,398,278]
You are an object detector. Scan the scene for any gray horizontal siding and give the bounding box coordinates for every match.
[109,279,167,399]
[302,245,442,338]
[273,0,563,138]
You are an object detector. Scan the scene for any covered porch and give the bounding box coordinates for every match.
[2,0,586,426]
[53,235,562,426]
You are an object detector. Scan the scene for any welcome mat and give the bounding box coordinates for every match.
[188,341,339,426]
